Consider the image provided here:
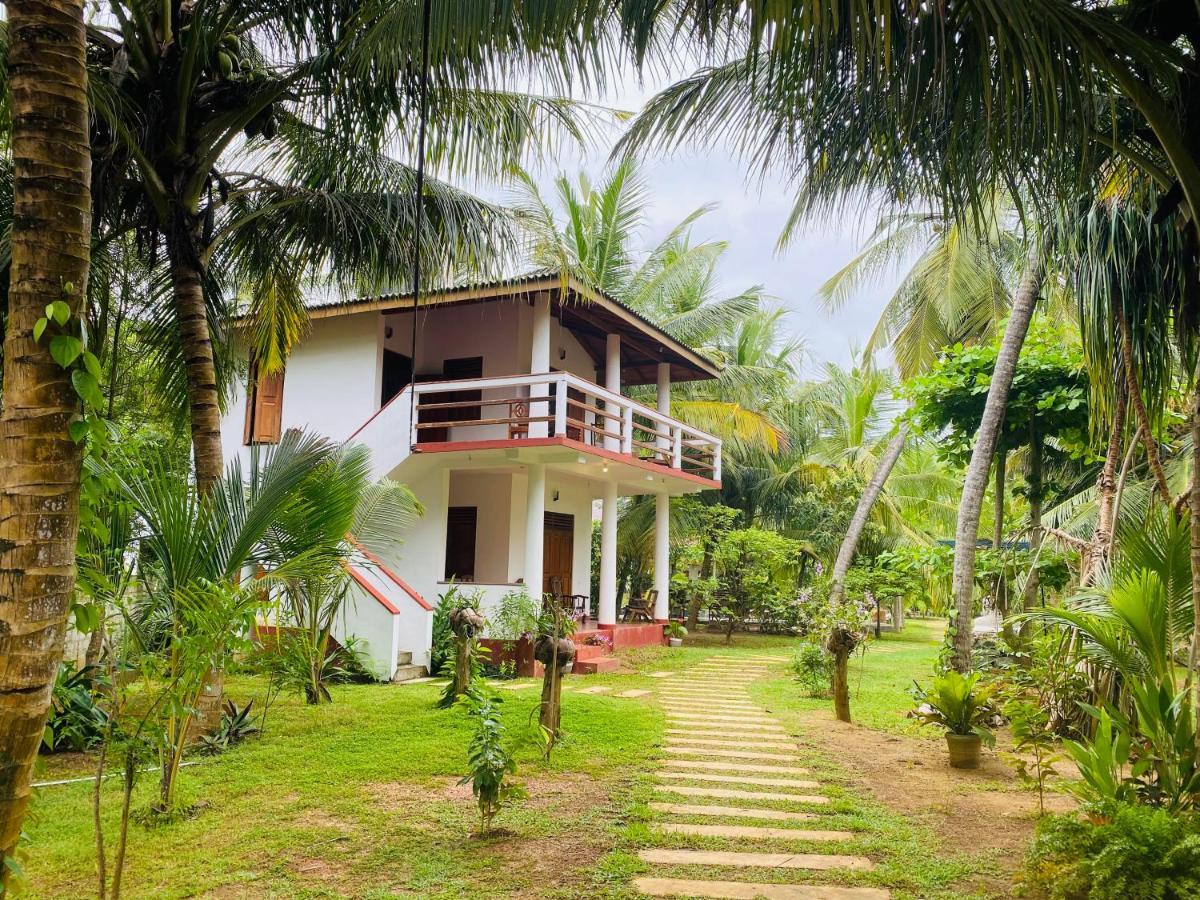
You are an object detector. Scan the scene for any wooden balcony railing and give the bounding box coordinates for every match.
[412,372,721,481]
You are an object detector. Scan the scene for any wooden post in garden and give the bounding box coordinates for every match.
[827,627,857,723]
[449,607,484,701]
[535,635,575,752]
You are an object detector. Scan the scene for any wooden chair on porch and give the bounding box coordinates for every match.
[622,589,656,623]
[549,576,590,624]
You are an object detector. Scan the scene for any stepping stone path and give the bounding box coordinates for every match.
[632,655,890,900]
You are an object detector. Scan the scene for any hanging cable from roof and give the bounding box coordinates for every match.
[409,0,433,446]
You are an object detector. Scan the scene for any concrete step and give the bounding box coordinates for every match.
[573,656,620,675]
[396,651,413,666]
[634,877,889,899]
[392,663,426,683]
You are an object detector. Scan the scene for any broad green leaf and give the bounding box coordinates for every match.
[71,369,103,409]
[49,334,83,368]
[68,419,91,443]
[47,300,71,326]
[33,317,48,342]
[82,350,102,380]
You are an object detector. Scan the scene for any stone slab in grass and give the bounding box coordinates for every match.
[654,822,853,842]
[637,848,874,871]
[665,716,783,730]
[647,802,819,822]
[666,759,811,776]
[658,696,758,705]
[657,772,821,790]
[648,672,677,678]
[616,689,651,698]
[658,785,830,804]
[576,685,612,694]
[666,735,798,749]
[664,746,798,762]
[498,682,535,690]
[665,728,793,743]
[633,876,888,899]
[664,709,775,720]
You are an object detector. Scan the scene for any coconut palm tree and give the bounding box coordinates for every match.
[620,1,1200,674]
[0,0,93,870]
[513,160,796,451]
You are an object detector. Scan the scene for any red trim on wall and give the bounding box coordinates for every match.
[412,436,721,489]
[346,386,409,442]
[353,542,434,611]
[342,562,401,614]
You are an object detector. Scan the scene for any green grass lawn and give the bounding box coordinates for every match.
[25,620,969,898]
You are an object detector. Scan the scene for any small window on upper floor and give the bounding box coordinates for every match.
[243,360,285,445]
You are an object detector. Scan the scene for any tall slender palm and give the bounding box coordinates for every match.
[513,160,795,450]
[0,0,93,868]
[818,209,1019,603]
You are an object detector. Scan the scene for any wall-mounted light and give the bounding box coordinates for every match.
[558,347,567,361]
[385,326,394,339]
[552,490,560,502]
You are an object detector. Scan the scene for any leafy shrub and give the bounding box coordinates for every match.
[792,638,832,697]
[1024,803,1200,899]
[197,700,259,755]
[489,589,541,640]
[42,663,110,753]
[910,670,999,744]
[458,683,525,833]
[257,632,373,704]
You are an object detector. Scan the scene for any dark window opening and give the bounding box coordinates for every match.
[445,506,478,581]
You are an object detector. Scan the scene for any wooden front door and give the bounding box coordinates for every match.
[542,512,574,596]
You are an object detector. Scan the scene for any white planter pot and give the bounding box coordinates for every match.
[668,638,683,648]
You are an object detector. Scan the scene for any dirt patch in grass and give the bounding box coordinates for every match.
[794,708,1073,897]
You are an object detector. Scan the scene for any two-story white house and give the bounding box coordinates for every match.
[222,271,722,679]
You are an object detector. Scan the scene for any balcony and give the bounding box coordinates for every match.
[411,372,721,483]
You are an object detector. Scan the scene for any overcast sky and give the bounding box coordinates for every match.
[479,74,904,376]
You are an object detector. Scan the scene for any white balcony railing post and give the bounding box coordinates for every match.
[621,405,633,455]
[672,427,682,469]
[712,441,722,482]
[554,376,568,437]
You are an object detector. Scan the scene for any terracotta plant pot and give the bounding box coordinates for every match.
[945,733,982,769]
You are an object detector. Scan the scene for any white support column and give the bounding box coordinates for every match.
[524,463,546,598]
[654,492,670,622]
[605,334,621,451]
[529,292,552,438]
[599,480,618,626]
[656,361,671,456]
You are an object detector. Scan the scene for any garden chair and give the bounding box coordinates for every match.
[622,589,656,623]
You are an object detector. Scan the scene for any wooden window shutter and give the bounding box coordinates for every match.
[243,361,285,445]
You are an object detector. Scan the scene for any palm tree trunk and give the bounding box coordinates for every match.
[1085,386,1127,585]
[951,254,1042,673]
[1189,369,1200,747]
[1117,306,1171,503]
[829,421,910,602]
[0,0,92,868]
[993,450,1008,618]
[167,228,224,495]
[1020,424,1043,610]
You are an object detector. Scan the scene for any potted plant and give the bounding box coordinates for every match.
[665,621,687,648]
[910,670,998,768]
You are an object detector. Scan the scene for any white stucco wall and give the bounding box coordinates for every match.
[220,310,382,465]
[448,471,513,583]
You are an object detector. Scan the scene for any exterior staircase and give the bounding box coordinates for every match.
[391,651,426,683]
[572,629,621,675]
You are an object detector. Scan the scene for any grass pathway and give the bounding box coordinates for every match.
[630,654,891,900]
